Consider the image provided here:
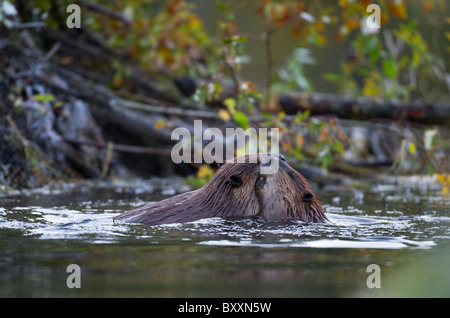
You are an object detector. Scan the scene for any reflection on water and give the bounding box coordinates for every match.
[0,180,449,297]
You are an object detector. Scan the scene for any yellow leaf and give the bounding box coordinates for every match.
[154,119,166,130]
[346,18,359,31]
[422,0,434,13]
[281,140,290,151]
[442,186,449,195]
[223,98,236,115]
[236,146,246,157]
[411,52,420,67]
[437,174,446,183]
[197,165,213,179]
[320,127,329,141]
[315,20,324,32]
[338,0,347,8]
[317,35,327,46]
[388,0,407,20]
[337,127,348,141]
[239,80,255,93]
[408,142,416,155]
[296,133,304,147]
[218,109,231,122]
[328,118,336,130]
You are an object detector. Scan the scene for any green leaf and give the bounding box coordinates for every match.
[231,35,246,43]
[295,110,310,123]
[53,101,63,109]
[426,164,435,177]
[223,97,236,114]
[331,140,345,155]
[412,51,420,67]
[317,150,333,170]
[216,2,228,12]
[294,147,304,161]
[33,94,55,102]
[234,111,250,130]
[382,59,398,78]
[323,72,341,83]
[364,35,379,53]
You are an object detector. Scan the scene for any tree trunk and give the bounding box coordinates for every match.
[279,91,450,125]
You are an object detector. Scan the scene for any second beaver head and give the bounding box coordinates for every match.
[114,153,328,225]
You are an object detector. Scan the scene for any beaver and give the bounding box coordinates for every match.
[114,153,328,225]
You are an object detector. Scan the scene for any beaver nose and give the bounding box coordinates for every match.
[259,154,282,175]
[261,153,284,166]
[265,153,285,161]
[261,158,272,167]
[260,156,273,167]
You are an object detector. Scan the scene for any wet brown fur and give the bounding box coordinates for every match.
[114,154,328,225]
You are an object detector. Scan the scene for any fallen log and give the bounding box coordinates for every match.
[63,137,172,157]
[279,91,450,126]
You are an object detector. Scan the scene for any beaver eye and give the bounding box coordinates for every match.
[301,192,314,203]
[228,175,243,187]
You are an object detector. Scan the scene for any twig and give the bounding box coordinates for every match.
[100,141,114,179]
[43,41,62,62]
[6,116,74,179]
[10,22,46,29]
[110,99,224,120]
[110,98,273,124]
[6,115,25,146]
[63,138,219,165]
[263,28,275,107]
[77,1,132,26]
[222,48,240,98]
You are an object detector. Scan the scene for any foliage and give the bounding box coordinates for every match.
[437,173,450,196]
[324,1,448,101]
[280,112,348,170]
[4,0,449,192]
[96,0,210,76]
[273,48,315,93]
[325,21,447,101]
[185,164,215,188]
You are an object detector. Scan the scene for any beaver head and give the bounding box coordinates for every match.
[253,154,327,222]
[114,153,327,225]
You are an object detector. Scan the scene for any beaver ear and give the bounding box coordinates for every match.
[228,175,243,187]
[301,192,314,203]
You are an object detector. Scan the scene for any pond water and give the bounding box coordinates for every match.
[0,178,449,298]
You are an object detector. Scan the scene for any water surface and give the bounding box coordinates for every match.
[0,178,449,297]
